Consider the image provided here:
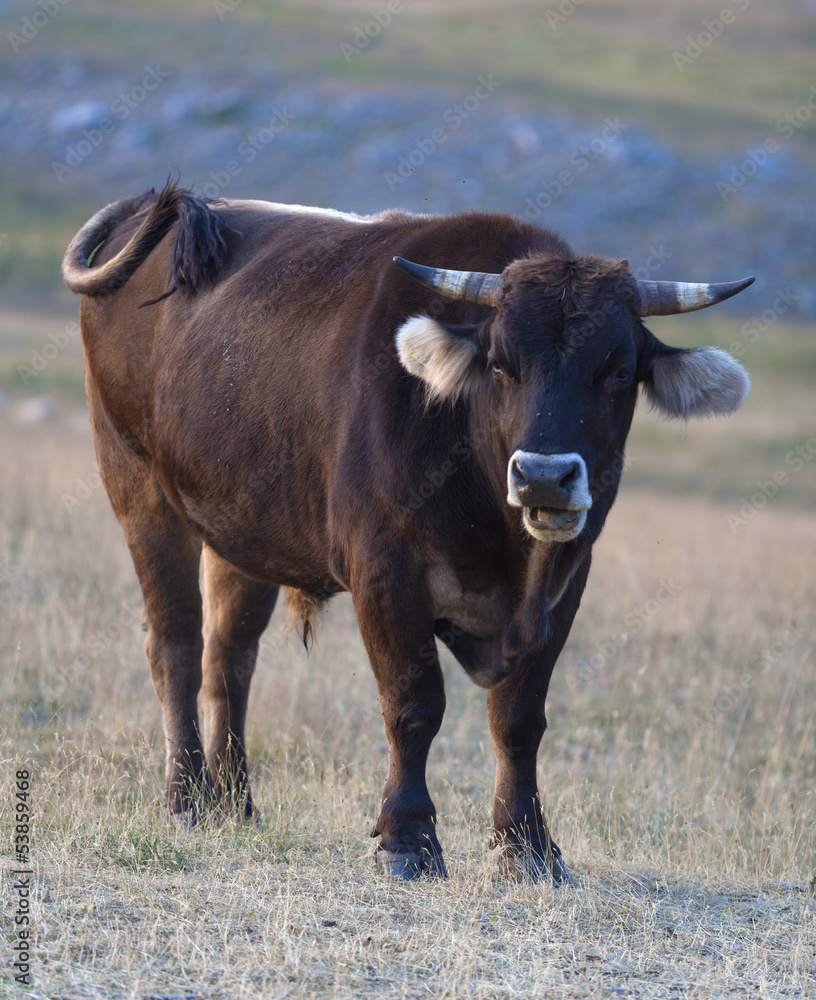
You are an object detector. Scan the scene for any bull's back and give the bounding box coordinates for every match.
[79,196,546,583]
[80,200,414,581]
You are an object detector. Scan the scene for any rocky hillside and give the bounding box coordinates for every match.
[4,43,814,318]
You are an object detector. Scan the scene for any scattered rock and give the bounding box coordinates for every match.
[5,52,813,316]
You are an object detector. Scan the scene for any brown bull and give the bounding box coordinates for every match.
[62,182,752,881]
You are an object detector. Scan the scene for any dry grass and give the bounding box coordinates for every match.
[1,398,815,999]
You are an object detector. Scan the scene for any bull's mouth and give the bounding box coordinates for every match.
[523,505,587,541]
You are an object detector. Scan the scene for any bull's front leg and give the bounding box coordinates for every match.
[352,564,447,879]
[487,555,591,884]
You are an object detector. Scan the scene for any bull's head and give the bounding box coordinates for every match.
[395,254,752,543]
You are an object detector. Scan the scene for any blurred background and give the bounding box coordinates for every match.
[2,0,815,306]
[1,0,815,501]
[1,8,815,993]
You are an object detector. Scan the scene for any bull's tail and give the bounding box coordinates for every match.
[61,178,237,300]
[284,587,326,650]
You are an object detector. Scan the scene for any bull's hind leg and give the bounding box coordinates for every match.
[88,394,207,820]
[201,545,278,820]
[132,515,207,820]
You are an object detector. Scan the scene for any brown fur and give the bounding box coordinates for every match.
[63,181,751,878]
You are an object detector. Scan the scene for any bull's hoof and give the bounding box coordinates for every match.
[497,845,575,886]
[551,851,574,886]
[170,809,197,831]
[375,849,448,880]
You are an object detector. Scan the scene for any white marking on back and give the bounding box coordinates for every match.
[221,198,376,224]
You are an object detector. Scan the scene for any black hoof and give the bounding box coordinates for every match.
[170,809,197,831]
[375,849,448,879]
[551,850,575,886]
[497,845,574,886]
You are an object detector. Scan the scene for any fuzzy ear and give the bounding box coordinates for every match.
[396,315,483,403]
[644,345,750,419]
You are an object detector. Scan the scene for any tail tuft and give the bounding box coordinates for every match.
[283,588,326,651]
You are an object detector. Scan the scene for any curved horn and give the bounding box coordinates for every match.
[393,256,502,306]
[638,276,754,317]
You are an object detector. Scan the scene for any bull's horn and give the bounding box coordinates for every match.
[638,276,754,316]
[394,257,502,306]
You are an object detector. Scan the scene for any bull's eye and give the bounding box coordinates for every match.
[489,359,517,385]
[611,366,633,386]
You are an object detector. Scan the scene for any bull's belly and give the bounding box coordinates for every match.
[174,483,334,589]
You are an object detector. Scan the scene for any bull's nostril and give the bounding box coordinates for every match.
[512,458,529,488]
[558,461,580,491]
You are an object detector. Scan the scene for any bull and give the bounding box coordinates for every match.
[62,182,752,881]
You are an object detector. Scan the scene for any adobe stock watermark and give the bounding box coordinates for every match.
[695,619,810,728]
[566,577,683,690]
[396,429,491,520]
[398,439,635,524]
[631,246,674,281]
[17,320,80,386]
[523,117,629,220]
[349,294,450,396]
[564,246,673,348]
[7,0,71,54]
[61,467,104,510]
[727,286,799,358]
[717,83,816,201]
[671,0,750,73]
[383,75,501,192]
[545,0,587,30]
[59,602,143,691]
[213,0,247,19]
[196,107,296,200]
[51,65,170,181]
[340,1,404,61]
[726,436,816,533]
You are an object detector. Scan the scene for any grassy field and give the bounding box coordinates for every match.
[1,303,814,997]
[3,1,815,992]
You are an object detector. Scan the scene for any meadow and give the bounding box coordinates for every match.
[1,305,814,998]
[2,0,815,994]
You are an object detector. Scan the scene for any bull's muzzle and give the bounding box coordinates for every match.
[507,450,592,542]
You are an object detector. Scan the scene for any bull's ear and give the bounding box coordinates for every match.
[396,315,484,403]
[643,342,750,419]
